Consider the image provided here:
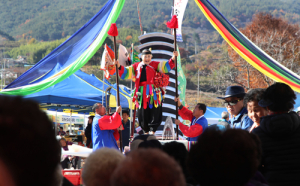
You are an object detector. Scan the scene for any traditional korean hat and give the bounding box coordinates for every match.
[141,48,152,55]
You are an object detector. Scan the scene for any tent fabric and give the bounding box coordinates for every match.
[195,0,300,93]
[76,71,132,109]
[25,70,132,110]
[1,0,125,96]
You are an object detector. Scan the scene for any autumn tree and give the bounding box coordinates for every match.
[228,12,300,89]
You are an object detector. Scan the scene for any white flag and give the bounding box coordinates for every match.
[118,44,131,67]
[173,0,188,42]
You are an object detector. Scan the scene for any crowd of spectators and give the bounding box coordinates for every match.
[1,82,300,186]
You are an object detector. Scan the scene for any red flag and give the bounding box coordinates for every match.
[166,15,178,29]
[108,23,118,36]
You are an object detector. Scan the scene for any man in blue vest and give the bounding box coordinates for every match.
[217,86,253,130]
[174,97,208,141]
[92,103,123,151]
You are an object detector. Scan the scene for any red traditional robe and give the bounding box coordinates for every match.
[119,59,175,109]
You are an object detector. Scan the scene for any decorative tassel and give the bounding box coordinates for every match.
[108,23,118,36]
[166,15,178,29]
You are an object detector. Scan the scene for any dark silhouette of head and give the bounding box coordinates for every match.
[187,128,261,186]
[0,96,61,186]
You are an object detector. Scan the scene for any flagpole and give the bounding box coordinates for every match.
[108,23,123,153]
[129,44,133,141]
[172,3,179,140]
[174,29,179,140]
[102,65,105,105]
[115,36,123,152]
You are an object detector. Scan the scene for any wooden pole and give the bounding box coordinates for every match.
[113,36,123,153]
[131,106,137,141]
[174,29,179,140]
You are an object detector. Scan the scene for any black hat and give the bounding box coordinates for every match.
[142,49,152,55]
[258,99,273,107]
[217,86,246,99]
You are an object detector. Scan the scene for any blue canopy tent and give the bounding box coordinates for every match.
[75,70,133,110]
[25,70,132,113]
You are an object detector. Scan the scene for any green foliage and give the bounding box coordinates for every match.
[0,30,15,41]
[1,0,300,41]
[114,28,140,48]
[5,37,67,64]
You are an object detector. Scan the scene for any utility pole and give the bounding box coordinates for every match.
[197,69,199,102]
[195,41,197,56]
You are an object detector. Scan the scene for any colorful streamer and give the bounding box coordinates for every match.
[1,0,125,96]
[195,0,300,92]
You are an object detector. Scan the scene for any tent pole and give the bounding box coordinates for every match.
[102,71,105,104]
[129,79,133,141]
[69,109,72,134]
[55,109,58,136]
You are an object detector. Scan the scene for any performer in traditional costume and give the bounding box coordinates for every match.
[116,49,178,133]
[92,103,123,151]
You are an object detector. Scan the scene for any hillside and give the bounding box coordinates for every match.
[0,0,300,41]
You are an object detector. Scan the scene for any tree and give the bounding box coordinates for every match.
[228,12,300,89]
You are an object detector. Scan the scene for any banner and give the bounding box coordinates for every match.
[1,0,125,96]
[118,44,131,67]
[195,0,300,92]
[100,44,116,79]
[173,0,188,42]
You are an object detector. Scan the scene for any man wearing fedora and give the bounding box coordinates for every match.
[217,86,253,130]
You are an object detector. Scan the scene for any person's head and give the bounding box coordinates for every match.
[59,138,67,147]
[82,148,124,186]
[218,86,246,117]
[66,130,69,135]
[258,82,296,113]
[111,148,185,186]
[221,111,229,120]
[130,135,162,151]
[59,127,63,131]
[88,116,94,124]
[244,88,268,125]
[187,128,261,186]
[0,96,61,186]
[122,110,129,121]
[79,125,82,128]
[141,49,153,65]
[193,103,206,118]
[162,141,188,173]
[92,103,106,116]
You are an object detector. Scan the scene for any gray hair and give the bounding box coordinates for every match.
[92,103,101,112]
[82,148,125,186]
[221,111,229,119]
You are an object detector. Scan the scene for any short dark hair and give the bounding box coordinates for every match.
[162,141,196,185]
[196,103,206,114]
[60,127,63,129]
[122,110,129,116]
[187,128,261,186]
[243,88,265,107]
[0,96,60,186]
[262,82,296,112]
